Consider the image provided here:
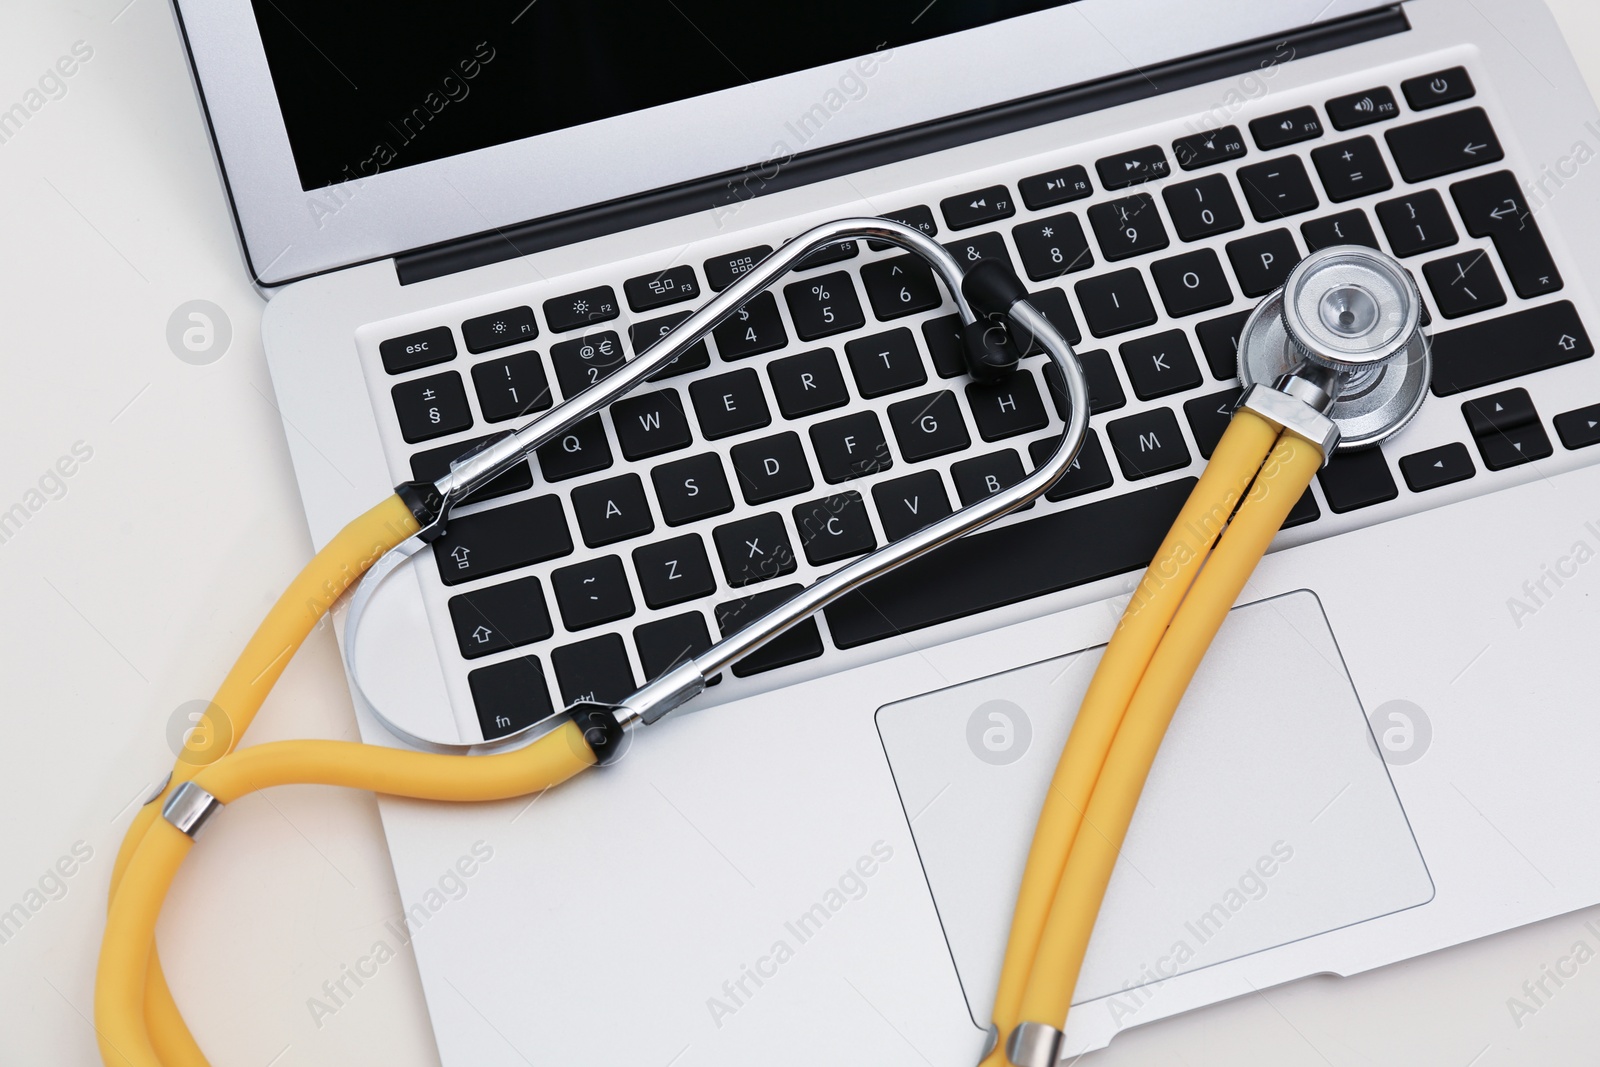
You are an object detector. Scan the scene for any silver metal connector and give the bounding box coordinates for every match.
[161,781,222,839]
[1005,1021,1065,1067]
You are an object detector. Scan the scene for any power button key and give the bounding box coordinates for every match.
[1402,67,1476,111]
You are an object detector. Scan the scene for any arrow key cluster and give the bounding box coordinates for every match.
[1461,387,1552,471]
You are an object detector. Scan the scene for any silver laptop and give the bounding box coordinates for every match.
[175,0,1600,1060]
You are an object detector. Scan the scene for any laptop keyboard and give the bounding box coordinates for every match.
[370,62,1596,744]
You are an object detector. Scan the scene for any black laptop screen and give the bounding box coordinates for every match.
[249,1,1081,191]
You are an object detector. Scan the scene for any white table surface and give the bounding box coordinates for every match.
[3,2,1598,1063]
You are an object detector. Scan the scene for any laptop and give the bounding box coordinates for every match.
[173,0,1600,1061]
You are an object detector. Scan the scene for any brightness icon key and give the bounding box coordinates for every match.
[463,305,537,353]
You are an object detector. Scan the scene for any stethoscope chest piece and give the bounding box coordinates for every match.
[1237,245,1431,451]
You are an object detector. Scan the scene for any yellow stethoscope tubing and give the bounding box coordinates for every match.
[97,414,1320,1067]
[1004,427,1322,1041]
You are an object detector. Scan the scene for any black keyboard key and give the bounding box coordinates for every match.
[410,435,532,506]
[1431,301,1593,396]
[432,495,573,586]
[941,185,1016,230]
[1020,288,1084,348]
[1119,329,1203,400]
[448,575,553,659]
[714,513,796,587]
[1097,145,1170,190]
[1173,126,1246,171]
[825,478,1193,647]
[886,390,971,462]
[951,450,1028,507]
[873,471,953,541]
[795,238,859,270]
[1183,387,1243,459]
[571,473,654,547]
[811,411,891,482]
[381,326,456,374]
[715,585,823,676]
[550,329,626,399]
[462,306,537,353]
[1423,249,1506,319]
[1400,442,1476,491]
[730,431,814,504]
[1451,171,1564,298]
[1386,107,1503,183]
[1075,269,1158,337]
[1089,194,1169,261]
[1251,107,1323,151]
[551,633,636,706]
[1106,407,1190,479]
[690,368,772,440]
[1044,349,1125,418]
[611,388,692,461]
[922,315,967,379]
[1326,87,1400,130]
[1162,174,1244,242]
[1555,404,1600,450]
[784,271,865,341]
[1301,210,1380,253]
[769,348,849,417]
[1462,387,1536,437]
[1236,157,1320,220]
[472,350,553,423]
[544,286,620,332]
[1310,136,1393,202]
[967,372,1049,441]
[469,656,555,740]
[945,231,1013,272]
[1284,489,1321,529]
[652,453,734,525]
[630,312,711,380]
[625,265,701,313]
[704,245,772,291]
[537,413,612,481]
[792,492,876,565]
[861,255,944,320]
[634,612,715,682]
[1027,430,1115,501]
[1376,190,1458,256]
[632,533,716,609]
[877,206,939,245]
[712,293,788,361]
[1197,309,1253,380]
[845,328,927,398]
[1403,67,1475,111]
[1227,229,1301,297]
[1012,213,1094,282]
[392,372,472,443]
[1317,448,1397,512]
[551,555,634,630]
[1150,248,1233,318]
[1477,421,1553,470]
[1019,165,1093,210]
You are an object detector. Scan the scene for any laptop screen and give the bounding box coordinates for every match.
[251,0,1082,191]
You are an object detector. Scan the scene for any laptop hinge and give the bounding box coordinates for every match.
[394,5,1408,286]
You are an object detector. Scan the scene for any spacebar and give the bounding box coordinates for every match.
[825,477,1196,649]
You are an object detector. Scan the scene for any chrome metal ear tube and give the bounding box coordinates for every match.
[611,293,1091,731]
[426,218,981,510]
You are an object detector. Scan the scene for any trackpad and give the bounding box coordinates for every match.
[876,590,1433,1017]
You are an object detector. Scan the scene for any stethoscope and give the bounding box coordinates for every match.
[95,220,1429,1067]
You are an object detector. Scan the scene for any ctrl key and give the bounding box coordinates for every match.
[468,656,557,741]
